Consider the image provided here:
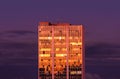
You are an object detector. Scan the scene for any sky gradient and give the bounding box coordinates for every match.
[0,0,120,79]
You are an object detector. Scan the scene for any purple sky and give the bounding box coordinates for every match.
[0,0,120,79]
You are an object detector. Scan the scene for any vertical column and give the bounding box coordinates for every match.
[66,26,69,79]
[52,27,54,79]
[38,26,40,79]
[81,26,85,79]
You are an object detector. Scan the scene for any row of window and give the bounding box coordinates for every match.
[39,48,82,51]
[39,36,81,40]
[39,53,82,57]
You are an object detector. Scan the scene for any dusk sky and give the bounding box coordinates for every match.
[0,0,120,79]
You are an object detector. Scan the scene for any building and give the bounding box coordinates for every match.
[38,22,85,79]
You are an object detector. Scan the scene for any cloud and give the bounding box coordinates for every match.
[86,43,120,57]
[86,73,103,79]
[85,43,120,66]
[0,65,38,79]
[0,30,36,41]
[0,30,37,66]
[0,30,37,45]
[4,30,35,35]
[86,43,120,79]
[0,41,37,66]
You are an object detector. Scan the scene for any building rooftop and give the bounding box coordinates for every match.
[39,22,71,26]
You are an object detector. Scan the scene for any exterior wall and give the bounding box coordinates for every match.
[38,22,84,79]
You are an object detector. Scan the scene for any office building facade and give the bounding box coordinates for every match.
[38,22,85,79]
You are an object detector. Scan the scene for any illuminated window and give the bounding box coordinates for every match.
[55,48,60,51]
[39,37,52,40]
[40,48,51,51]
[70,71,76,74]
[48,37,52,39]
[54,37,65,39]
[39,54,50,57]
[56,54,67,57]
[39,37,47,39]
[59,37,62,40]
[62,48,67,51]
[70,42,82,45]
[76,71,82,74]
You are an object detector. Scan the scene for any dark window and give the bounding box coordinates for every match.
[43,51,45,54]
